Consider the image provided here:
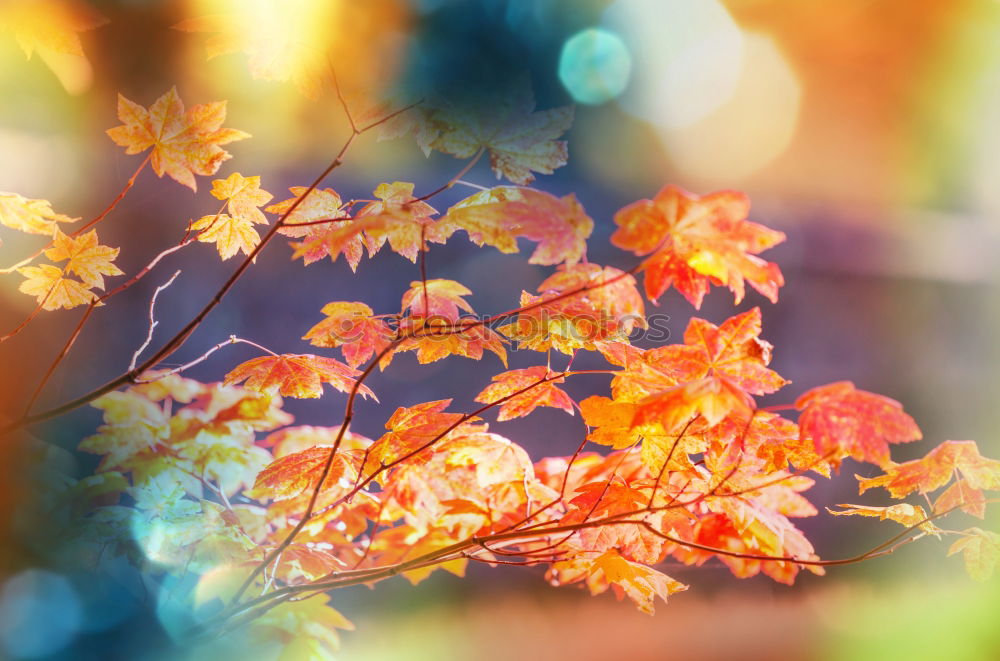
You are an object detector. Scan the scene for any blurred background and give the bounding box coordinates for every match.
[1,0,999,659]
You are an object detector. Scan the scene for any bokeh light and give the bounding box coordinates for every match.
[606,0,744,128]
[0,570,82,659]
[558,28,631,105]
[656,32,801,183]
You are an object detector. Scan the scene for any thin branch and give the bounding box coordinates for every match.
[21,301,96,416]
[2,116,373,434]
[129,270,181,371]
[410,147,485,204]
[0,294,50,344]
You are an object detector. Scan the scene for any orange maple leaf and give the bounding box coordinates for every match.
[396,321,508,366]
[474,366,574,421]
[266,187,363,268]
[190,214,257,260]
[537,264,646,332]
[445,187,593,265]
[224,354,375,400]
[303,301,394,369]
[500,264,646,356]
[0,192,77,235]
[579,395,701,470]
[632,375,755,434]
[857,440,1000,497]
[106,87,250,191]
[856,440,999,517]
[549,549,685,615]
[401,279,474,321]
[654,308,787,396]
[364,400,478,472]
[44,229,123,288]
[396,279,508,365]
[612,185,785,307]
[357,182,449,262]
[796,381,921,468]
[250,447,361,502]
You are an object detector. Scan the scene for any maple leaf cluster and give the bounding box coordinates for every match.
[2,39,996,661]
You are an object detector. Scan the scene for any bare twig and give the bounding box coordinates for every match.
[129,270,182,371]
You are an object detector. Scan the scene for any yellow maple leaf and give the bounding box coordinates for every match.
[44,229,122,288]
[106,87,250,191]
[17,263,96,310]
[191,214,260,260]
[210,172,273,225]
[0,192,78,235]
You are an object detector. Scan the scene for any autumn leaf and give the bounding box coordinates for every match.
[855,440,1000,518]
[18,263,96,310]
[358,182,450,262]
[0,192,77,235]
[948,528,1000,582]
[445,187,593,265]
[740,412,828,477]
[106,87,250,191]
[537,264,646,334]
[579,396,646,450]
[44,229,122,288]
[401,279,474,321]
[857,440,1000,497]
[796,381,921,468]
[828,503,940,533]
[212,172,273,224]
[653,308,787,396]
[364,399,475,473]
[250,446,361,502]
[933,479,988,519]
[269,187,345,234]
[396,280,508,365]
[499,265,645,356]
[224,354,375,400]
[583,311,784,438]
[549,549,685,615]
[474,366,574,421]
[443,431,536,488]
[303,301,394,369]
[410,79,573,185]
[396,320,508,366]
[612,185,785,307]
[195,173,274,260]
[267,187,370,270]
[191,214,259,260]
[632,375,755,434]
